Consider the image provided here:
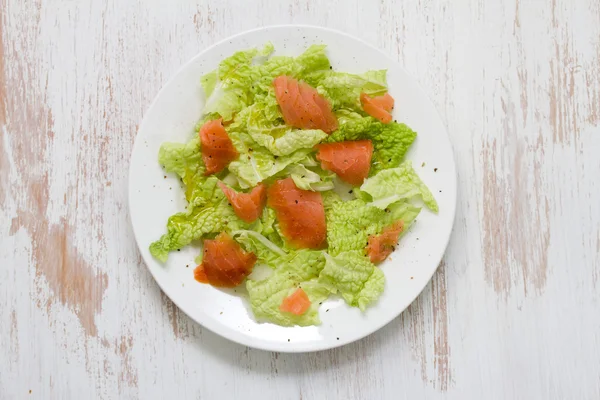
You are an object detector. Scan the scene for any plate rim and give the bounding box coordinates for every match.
[128,24,457,353]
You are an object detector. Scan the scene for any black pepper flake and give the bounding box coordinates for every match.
[287,339,290,342]
[186,265,189,268]
[177,249,181,252]
[388,158,392,162]
[295,200,298,204]
[439,190,442,193]
[434,168,438,172]
[348,190,353,194]
[164,176,167,179]
[329,66,332,69]
[326,309,330,312]
[336,337,339,340]
[421,162,426,167]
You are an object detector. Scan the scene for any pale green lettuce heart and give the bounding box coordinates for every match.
[316,69,388,110]
[319,250,385,311]
[251,128,327,157]
[289,165,335,192]
[232,228,287,268]
[158,136,202,178]
[201,43,274,120]
[360,161,438,212]
[253,44,331,92]
[228,147,312,188]
[149,177,267,262]
[246,250,329,326]
[326,199,421,256]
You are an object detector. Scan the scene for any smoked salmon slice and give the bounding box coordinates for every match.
[366,221,404,264]
[273,75,338,133]
[195,232,257,287]
[360,92,394,124]
[267,178,327,249]
[279,288,311,315]
[194,264,209,283]
[316,140,373,186]
[218,182,266,223]
[199,118,239,175]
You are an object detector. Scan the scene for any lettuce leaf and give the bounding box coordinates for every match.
[251,128,327,156]
[158,137,202,178]
[286,164,335,192]
[322,190,343,210]
[326,199,420,256]
[327,110,417,174]
[149,177,268,262]
[252,44,331,92]
[228,147,312,188]
[246,250,329,326]
[316,70,388,110]
[232,229,286,267]
[201,43,274,120]
[360,161,438,212]
[319,251,384,311]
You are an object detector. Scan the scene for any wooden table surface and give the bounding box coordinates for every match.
[2,0,599,399]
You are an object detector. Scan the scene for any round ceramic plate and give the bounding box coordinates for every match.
[129,25,456,352]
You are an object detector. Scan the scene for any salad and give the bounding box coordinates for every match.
[149,43,438,327]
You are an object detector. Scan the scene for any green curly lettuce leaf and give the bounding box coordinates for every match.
[315,70,388,110]
[251,128,327,157]
[327,110,417,174]
[149,177,271,262]
[158,137,202,178]
[228,147,313,188]
[319,250,384,311]
[232,228,286,267]
[360,161,438,212]
[246,250,329,326]
[326,199,421,256]
[201,43,274,120]
[286,164,335,192]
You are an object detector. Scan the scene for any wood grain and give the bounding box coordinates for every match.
[1,0,599,399]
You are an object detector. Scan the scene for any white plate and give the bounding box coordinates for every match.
[129,25,456,352]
